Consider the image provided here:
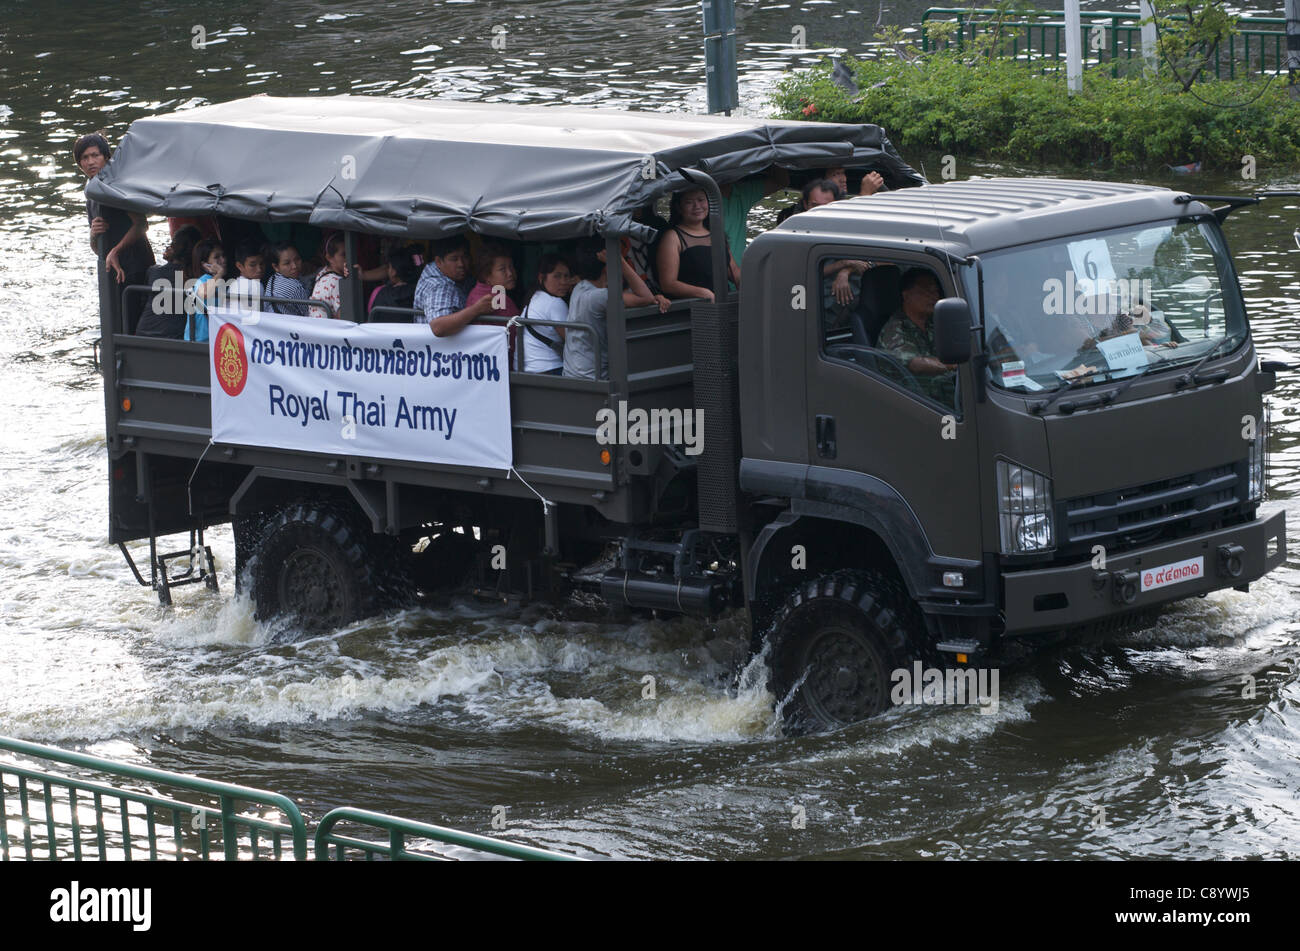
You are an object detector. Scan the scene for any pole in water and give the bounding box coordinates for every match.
[1139,0,1158,77]
[1064,0,1083,95]
[702,0,739,114]
[1286,0,1300,101]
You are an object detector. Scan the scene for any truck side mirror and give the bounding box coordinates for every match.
[933,298,973,365]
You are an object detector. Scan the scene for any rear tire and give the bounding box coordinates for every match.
[248,504,380,633]
[767,570,921,734]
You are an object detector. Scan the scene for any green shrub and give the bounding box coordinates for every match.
[771,52,1300,171]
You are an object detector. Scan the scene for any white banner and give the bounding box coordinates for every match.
[208,311,512,471]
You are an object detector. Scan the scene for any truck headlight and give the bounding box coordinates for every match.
[1247,402,1269,502]
[997,460,1055,554]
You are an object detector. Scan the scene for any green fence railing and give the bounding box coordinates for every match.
[919,8,1287,79]
[1,736,577,862]
[314,807,579,861]
[0,736,308,861]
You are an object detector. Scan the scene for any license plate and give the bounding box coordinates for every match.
[1140,556,1205,592]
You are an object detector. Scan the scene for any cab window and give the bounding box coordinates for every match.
[817,256,959,412]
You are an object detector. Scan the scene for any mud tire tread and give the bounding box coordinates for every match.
[767,569,923,734]
[248,503,379,631]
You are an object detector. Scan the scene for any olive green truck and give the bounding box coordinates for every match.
[90,97,1290,732]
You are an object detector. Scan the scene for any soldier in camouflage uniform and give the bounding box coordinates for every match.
[877,268,957,406]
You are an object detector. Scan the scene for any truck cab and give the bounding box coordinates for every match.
[739,179,1287,730]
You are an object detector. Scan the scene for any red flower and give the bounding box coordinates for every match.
[802,103,818,116]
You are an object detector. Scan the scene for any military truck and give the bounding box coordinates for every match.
[89,96,1290,732]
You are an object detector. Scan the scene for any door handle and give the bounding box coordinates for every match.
[815,414,836,459]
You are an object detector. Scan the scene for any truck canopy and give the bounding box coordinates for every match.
[85,95,925,242]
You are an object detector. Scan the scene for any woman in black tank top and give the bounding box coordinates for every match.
[656,187,741,302]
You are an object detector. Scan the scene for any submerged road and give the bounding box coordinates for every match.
[0,0,1297,859]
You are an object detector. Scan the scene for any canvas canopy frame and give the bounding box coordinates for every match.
[84,95,925,244]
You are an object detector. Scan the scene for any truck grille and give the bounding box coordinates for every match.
[1059,463,1243,553]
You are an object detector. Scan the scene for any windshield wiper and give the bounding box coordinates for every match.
[1101,361,1159,405]
[1029,367,1108,415]
[1175,335,1238,389]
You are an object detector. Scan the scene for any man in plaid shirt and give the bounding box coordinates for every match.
[414,235,494,335]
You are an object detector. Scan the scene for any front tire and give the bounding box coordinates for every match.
[767,570,921,734]
[248,504,380,633]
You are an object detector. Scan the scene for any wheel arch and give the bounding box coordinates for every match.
[230,468,387,533]
[741,459,986,636]
[747,511,910,635]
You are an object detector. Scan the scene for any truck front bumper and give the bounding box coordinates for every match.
[1002,510,1287,635]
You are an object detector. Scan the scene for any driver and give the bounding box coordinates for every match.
[877,268,956,403]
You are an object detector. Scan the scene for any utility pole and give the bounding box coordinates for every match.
[1065,0,1083,94]
[1287,0,1299,101]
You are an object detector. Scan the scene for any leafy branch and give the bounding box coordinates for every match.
[1144,1,1238,93]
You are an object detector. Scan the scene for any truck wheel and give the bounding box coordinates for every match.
[248,504,379,633]
[767,570,918,734]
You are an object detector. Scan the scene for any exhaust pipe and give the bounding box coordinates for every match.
[599,571,723,615]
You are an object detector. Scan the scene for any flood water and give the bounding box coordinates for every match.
[1,1,1298,860]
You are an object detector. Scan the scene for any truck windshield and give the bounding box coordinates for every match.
[968,218,1248,393]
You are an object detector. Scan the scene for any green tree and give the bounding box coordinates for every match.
[1144,1,1239,92]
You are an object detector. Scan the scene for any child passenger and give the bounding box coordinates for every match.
[264,241,309,316]
[183,238,226,343]
[308,234,348,319]
[229,241,264,313]
[563,238,656,380]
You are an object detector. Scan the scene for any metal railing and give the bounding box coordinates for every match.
[920,8,1287,79]
[1,736,579,862]
[314,808,578,861]
[371,305,599,374]
[122,284,339,339]
[0,736,308,861]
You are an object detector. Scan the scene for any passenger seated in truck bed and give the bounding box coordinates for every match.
[657,188,741,300]
[264,241,310,316]
[414,235,496,335]
[466,243,522,363]
[775,178,841,225]
[520,253,574,375]
[137,225,202,339]
[367,244,421,320]
[229,241,265,313]
[563,238,656,380]
[466,244,522,319]
[824,165,884,198]
[183,239,227,343]
[308,234,349,319]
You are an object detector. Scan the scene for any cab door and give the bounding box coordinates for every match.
[804,245,984,565]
